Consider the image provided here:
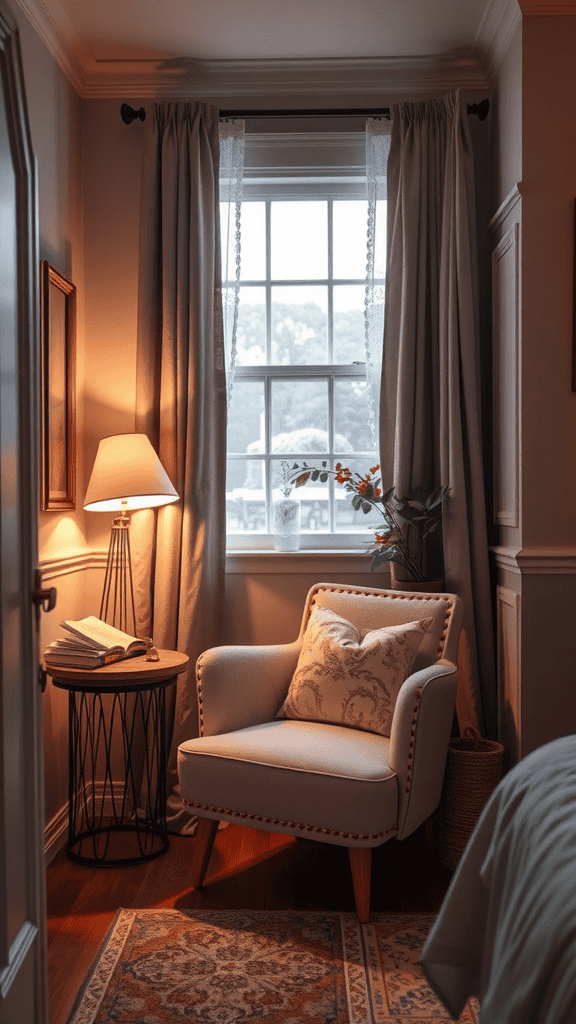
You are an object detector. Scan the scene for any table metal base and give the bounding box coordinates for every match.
[65,676,175,866]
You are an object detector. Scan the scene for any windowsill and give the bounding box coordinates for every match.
[225,548,385,575]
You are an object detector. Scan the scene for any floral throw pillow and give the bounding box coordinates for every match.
[277,605,434,737]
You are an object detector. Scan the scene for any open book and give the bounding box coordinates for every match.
[44,616,147,669]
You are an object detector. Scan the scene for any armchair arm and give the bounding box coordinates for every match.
[196,642,301,737]
[389,660,458,840]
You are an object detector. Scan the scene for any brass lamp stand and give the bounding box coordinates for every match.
[100,500,136,635]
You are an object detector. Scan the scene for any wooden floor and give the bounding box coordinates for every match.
[46,821,453,1024]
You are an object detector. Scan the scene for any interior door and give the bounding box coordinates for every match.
[0,5,48,1024]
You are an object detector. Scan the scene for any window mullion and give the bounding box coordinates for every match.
[266,200,271,365]
[265,373,272,533]
[328,372,335,534]
[327,199,333,365]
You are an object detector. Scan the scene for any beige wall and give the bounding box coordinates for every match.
[521,15,576,547]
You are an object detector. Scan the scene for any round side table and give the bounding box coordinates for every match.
[48,650,189,867]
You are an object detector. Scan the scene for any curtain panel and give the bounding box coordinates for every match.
[133,101,226,830]
[381,90,495,738]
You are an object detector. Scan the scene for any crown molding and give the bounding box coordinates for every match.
[476,0,522,82]
[11,0,491,99]
[67,54,491,101]
[10,0,88,94]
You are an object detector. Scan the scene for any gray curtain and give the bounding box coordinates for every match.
[381,90,495,739]
[133,101,226,830]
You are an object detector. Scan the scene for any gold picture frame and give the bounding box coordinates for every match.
[40,261,76,511]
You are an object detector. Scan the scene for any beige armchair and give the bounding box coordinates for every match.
[178,582,462,922]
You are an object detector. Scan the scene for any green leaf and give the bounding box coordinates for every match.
[426,484,449,508]
[321,461,327,467]
[362,501,372,514]
[371,550,394,568]
[351,494,362,510]
[319,472,328,482]
[311,469,320,481]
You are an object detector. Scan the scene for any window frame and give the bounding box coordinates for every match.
[224,132,382,552]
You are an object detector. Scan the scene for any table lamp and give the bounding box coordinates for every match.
[84,433,179,635]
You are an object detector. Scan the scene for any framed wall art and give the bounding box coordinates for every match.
[40,260,76,511]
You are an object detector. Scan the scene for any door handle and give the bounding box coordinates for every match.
[33,569,57,613]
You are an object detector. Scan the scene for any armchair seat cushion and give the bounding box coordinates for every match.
[178,719,399,846]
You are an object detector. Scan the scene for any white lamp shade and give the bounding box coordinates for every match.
[84,433,179,512]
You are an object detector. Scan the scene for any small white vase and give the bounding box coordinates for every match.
[273,497,301,552]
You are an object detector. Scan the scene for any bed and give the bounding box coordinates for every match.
[420,734,576,1024]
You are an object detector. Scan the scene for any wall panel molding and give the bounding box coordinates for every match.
[491,545,576,573]
[39,549,106,580]
[492,222,520,527]
[489,183,522,234]
[497,585,521,765]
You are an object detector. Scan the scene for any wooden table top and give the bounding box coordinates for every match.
[47,649,189,689]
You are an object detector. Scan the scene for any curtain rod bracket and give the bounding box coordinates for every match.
[121,103,146,125]
[467,99,489,121]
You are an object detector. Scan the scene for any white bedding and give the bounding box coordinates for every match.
[420,734,576,1023]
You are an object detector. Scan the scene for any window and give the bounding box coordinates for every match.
[223,131,386,550]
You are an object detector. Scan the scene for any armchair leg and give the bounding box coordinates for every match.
[191,816,219,888]
[348,847,372,923]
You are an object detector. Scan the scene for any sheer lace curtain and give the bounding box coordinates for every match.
[219,119,245,409]
[364,118,391,447]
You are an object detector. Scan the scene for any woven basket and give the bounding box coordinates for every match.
[434,728,505,871]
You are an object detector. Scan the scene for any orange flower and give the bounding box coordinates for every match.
[370,464,380,474]
[335,465,352,483]
[357,479,368,494]
[374,532,388,545]
[373,486,381,497]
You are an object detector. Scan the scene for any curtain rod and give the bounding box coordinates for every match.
[120,99,489,125]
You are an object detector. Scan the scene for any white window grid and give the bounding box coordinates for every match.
[225,179,382,549]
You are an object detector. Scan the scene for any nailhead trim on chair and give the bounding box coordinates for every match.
[309,585,454,662]
[196,654,206,736]
[195,587,454,738]
[183,799,398,841]
[405,683,424,794]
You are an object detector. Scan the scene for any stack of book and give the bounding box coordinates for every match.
[44,616,147,670]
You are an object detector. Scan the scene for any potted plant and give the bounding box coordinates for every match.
[290,462,449,590]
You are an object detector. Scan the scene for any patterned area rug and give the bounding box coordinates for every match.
[67,909,480,1023]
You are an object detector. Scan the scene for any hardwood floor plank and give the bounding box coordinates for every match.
[46,823,452,1024]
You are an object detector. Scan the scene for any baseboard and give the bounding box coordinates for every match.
[44,781,131,865]
[44,803,69,865]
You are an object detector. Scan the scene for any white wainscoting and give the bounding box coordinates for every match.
[39,549,107,581]
[492,220,520,528]
[491,546,576,574]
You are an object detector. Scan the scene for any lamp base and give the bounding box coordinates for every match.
[100,506,137,636]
